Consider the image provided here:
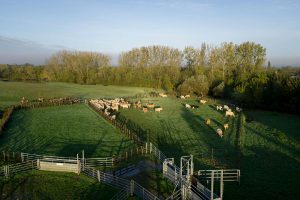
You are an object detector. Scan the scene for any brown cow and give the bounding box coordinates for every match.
[224,123,229,130]
[143,107,148,113]
[205,119,211,125]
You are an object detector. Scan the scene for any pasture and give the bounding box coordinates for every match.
[0,170,119,200]
[0,81,299,200]
[0,81,148,109]
[119,97,300,200]
[0,104,136,157]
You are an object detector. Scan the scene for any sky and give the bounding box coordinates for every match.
[0,0,299,66]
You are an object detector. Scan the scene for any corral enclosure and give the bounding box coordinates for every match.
[119,97,300,200]
[0,81,148,109]
[0,104,135,157]
[0,170,120,200]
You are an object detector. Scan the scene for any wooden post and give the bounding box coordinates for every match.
[210,171,214,200]
[238,170,241,185]
[97,170,101,182]
[77,153,80,174]
[220,170,224,199]
[130,180,134,196]
[82,150,85,172]
[150,142,152,154]
[145,143,148,154]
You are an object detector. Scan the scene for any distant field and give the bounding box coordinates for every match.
[0,81,149,109]
[119,97,300,200]
[0,170,119,200]
[0,104,135,157]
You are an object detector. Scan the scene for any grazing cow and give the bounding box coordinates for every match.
[143,107,148,113]
[180,95,186,99]
[236,107,242,112]
[191,105,199,109]
[224,123,229,130]
[111,105,119,111]
[216,105,223,111]
[205,119,211,125]
[110,115,116,120]
[216,128,223,138]
[38,96,44,102]
[225,111,235,117]
[104,109,110,116]
[185,95,190,98]
[223,105,230,110]
[155,107,163,112]
[200,100,207,104]
[120,103,130,109]
[159,93,168,98]
[147,103,155,108]
[185,104,191,109]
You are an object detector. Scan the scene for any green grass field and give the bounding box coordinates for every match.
[0,170,119,200]
[0,81,149,109]
[0,81,299,200]
[119,97,300,200]
[0,104,135,157]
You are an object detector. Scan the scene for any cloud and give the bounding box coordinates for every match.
[0,36,69,65]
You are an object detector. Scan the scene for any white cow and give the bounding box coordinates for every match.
[216,105,223,111]
[180,95,186,99]
[216,128,223,138]
[236,107,242,112]
[225,111,235,117]
[185,104,191,109]
[223,105,230,110]
[155,107,163,112]
[200,100,207,104]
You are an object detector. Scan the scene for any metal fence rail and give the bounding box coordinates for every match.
[133,181,160,200]
[110,189,129,200]
[150,143,167,164]
[85,157,114,167]
[165,189,182,200]
[2,161,37,177]
[197,169,240,183]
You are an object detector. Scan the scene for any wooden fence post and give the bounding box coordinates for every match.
[145,143,148,154]
[97,170,101,182]
[82,150,85,172]
[220,170,224,199]
[21,152,24,162]
[210,171,214,200]
[130,180,134,196]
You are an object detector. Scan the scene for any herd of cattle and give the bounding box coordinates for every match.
[20,93,242,140]
[159,93,243,138]
[89,93,243,139]
[89,98,164,120]
[205,103,242,138]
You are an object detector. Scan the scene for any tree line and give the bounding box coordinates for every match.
[0,42,299,114]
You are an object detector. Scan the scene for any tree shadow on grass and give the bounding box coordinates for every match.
[244,125,300,161]
[180,107,239,169]
[225,146,300,200]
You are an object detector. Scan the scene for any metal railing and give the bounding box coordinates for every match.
[197,169,240,183]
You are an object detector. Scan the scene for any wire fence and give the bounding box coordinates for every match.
[13,97,82,110]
